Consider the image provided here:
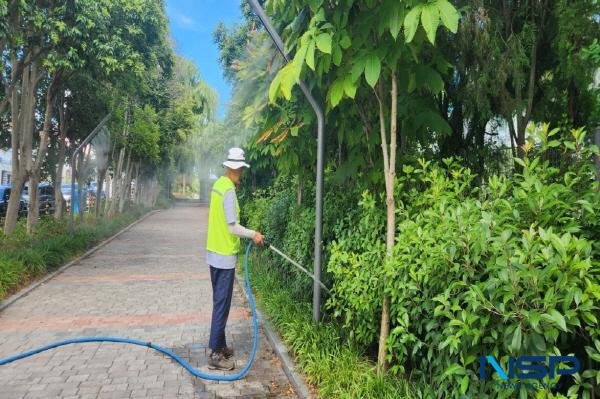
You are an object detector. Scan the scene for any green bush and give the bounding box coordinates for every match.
[247,250,413,398]
[0,258,26,298]
[327,125,600,398]
[327,191,386,346]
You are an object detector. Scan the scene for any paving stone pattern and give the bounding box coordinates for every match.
[0,203,297,399]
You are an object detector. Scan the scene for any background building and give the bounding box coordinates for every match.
[0,149,11,185]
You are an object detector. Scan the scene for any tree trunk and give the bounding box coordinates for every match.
[4,52,38,235]
[108,102,129,216]
[54,92,68,219]
[595,127,600,183]
[26,175,40,234]
[54,115,67,219]
[26,72,58,233]
[297,174,303,206]
[95,169,107,219]
[118,152,133,213]
[376,71,398,375]
[4,176,25,234]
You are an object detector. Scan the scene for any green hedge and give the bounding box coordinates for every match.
[0,206,149,299]
[327,126,599,398]
[244,125,599,398]
[247,249,413,398]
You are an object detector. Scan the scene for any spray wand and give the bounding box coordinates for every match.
[263,240,331,295]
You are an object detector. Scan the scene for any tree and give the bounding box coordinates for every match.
[0,0,173,234]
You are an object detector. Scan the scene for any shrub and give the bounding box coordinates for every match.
[327,125,599,398]
[0,258,26,298]
[247,250,413,398]
[0,206,150,300]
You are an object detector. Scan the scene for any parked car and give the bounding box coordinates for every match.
[22,182,56,216]
[60,184,72,203]
[0,185,28,218]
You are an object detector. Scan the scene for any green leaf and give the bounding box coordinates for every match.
[329,79,345,107]
[511,326,522,352]
[460,375,469,394]
[437,0,459,33]
[340,33,351,49]
[364,55,381,88]
[315,33,332,54]
[279,63,301,100]
[343,76,357,99]
[543,310,568,332]
[290,126,299,137]
[442,363,465,378]
[306,40,316,70]
[268,73,283,102]
[333,45,342,66]
[421,4,440,44]
[351,58,366,82]
[389,3,404,40]
[404,5,422,43]
[531,333,546,352]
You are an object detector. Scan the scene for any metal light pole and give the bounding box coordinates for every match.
[246,0,325,323]
[69,114,111,230]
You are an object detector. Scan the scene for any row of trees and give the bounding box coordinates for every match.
[0,0,216,235]
[213,0,599,374]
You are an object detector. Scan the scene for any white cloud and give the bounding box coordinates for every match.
[170,10,206,33]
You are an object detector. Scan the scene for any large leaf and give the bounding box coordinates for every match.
[332,44,342,66]
[328,79,345,107]
[306,40,316,70]
[351,57,366,82]
[389,3,404,40]
[270,63,301,101]
[404,5,422,43]
[364,55,381,88]
[268,72,283,103]
[437,0,459,33]
[339,32,351,49]
[343,75,357,98]
[510,326,522,352]
[542,310,568,332]
[421,4,440,44]
[315,33,332,54]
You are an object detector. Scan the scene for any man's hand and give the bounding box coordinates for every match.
[253,231,265,246]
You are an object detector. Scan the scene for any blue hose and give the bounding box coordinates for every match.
[0,242,259,381]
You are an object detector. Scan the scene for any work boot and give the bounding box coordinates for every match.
[208,351,235,371]
[222,346,234,359]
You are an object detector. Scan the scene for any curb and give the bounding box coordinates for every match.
[0,209,160,313]
[235,274,313,399]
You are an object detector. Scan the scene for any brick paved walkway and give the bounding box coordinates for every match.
[0,203,297,399]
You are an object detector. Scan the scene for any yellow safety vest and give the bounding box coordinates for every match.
[206,176,240,255]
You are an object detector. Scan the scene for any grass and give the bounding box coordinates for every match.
[245,250,414,399]
[0,206,149,300]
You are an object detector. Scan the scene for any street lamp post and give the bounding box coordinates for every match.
[69,114,111,230]
[246,0,326,323]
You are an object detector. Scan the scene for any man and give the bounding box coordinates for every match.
[206,147,264,370]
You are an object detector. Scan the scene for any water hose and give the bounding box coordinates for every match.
[0,242,259,381]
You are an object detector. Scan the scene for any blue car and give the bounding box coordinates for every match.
[22,183,56,216]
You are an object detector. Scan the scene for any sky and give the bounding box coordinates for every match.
[166,0,242,118]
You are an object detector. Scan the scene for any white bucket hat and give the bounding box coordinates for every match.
[222,147,250,169]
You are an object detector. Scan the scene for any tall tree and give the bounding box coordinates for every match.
[0,0,173,234]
